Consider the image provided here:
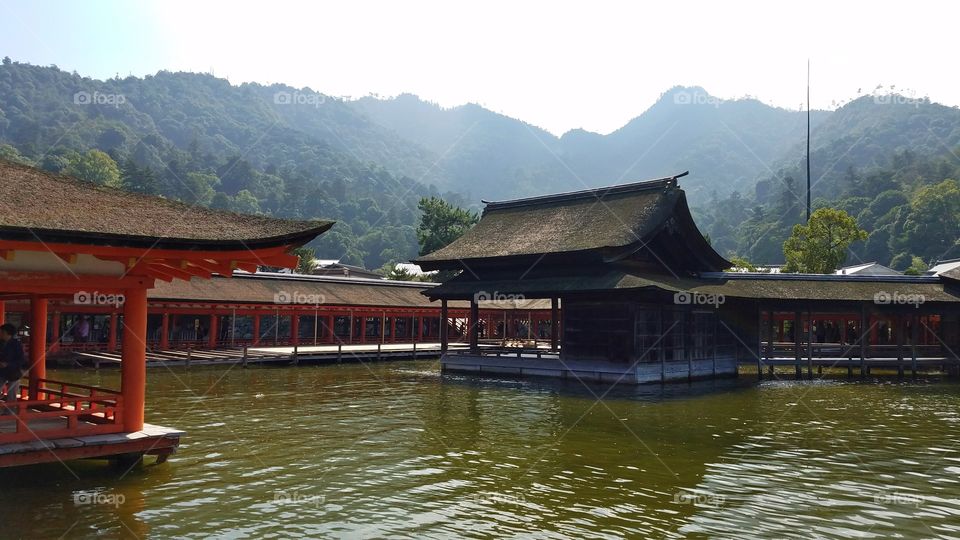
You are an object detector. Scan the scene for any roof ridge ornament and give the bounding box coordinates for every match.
[664,171,687,192]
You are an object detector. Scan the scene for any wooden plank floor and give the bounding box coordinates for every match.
[74,342,469,368]
[0,415,97,434]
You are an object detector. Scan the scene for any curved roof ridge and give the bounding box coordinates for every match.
[482,172,687,212]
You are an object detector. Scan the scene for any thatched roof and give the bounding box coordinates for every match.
[425,267,960,304]
[415,174,730,272]
[0,159,332,250]
[149,273,552,310]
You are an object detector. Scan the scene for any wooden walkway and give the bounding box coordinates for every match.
[74,342,468,368]
[752,355,959,378]
[0,422,183,467]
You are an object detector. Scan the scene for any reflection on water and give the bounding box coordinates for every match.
[1,362,959,538]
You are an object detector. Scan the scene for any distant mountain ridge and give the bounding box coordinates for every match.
[1,59,959,269]
[351,87,836,204]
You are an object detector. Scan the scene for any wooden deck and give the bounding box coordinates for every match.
[73,342,469,368]
[0,422,183,467]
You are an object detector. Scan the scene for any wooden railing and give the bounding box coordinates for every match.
[760,342,945,359]
[0,378,124,444]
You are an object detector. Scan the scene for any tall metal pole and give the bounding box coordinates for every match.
[806,59,811,222]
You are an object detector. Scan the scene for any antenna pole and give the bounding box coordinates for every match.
[806,59,811,222]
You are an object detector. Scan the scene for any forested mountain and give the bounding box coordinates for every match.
[0,59,469,269]
[1,59,958,271]
[694,95,960,267]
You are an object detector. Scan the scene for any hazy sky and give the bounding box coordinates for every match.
[2,0,957,135]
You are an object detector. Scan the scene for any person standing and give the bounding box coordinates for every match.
[0,323,25,411]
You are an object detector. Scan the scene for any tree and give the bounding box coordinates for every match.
[180,172,219,206]
[65,149,121,187]
[903,256,929,276]
[232,190,260,214]
[292,246,316,274]
[896,179,960,263]
[727,256,759,272]
[120,158,159,195]
[782,208,868,273]
[416,197,478,256]
[382,263,415,281]
[0,144,32,166]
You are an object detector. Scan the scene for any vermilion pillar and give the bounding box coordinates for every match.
[327,315,334,344]
[108,312,118,351]
[252,315,261,346]
[28,296,47,399]
[550,297,559,351]
[160,313,170,349]
[50,311,61,354]
[290,313,300,346]
[0,300,5,323]
[121,287,148,432]
[208,314,218,349]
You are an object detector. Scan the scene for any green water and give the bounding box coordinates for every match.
[2,361,960,539]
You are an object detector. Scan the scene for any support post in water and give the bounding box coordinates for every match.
[806,309,813,379]
[794,310,802,379]
[756,306,763,380]
[860,303,868,377]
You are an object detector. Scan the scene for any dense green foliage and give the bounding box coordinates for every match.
[698,149,960,269]
[416,197,479,256]
[0,60,469,269]
[782,208,868,273]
